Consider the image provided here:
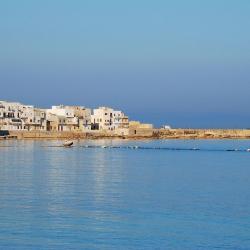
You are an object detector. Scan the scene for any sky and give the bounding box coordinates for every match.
[0,0,250,128]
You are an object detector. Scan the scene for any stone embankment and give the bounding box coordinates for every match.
[4,129,250,140]
[7,131,119,140]
[154,129,250,139]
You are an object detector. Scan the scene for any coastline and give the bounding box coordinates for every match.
[1,129,250,140]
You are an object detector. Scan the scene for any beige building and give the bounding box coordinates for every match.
[59,116,79,132]
[129,121,154,136]
[46,113,59,131]
[46,105,91,132]
[1,101,151,136]
[46,112,79,132]
[64,106,91,131]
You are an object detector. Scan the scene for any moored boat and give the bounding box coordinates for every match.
[63,141,74,147]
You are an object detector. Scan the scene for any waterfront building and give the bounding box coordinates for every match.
[46,110,77,132]
[47,105,75,118]
[21,107,47,131]
[0,101,47,131]
[46,105,91,131]
[91,107,129,131]
[113,111,129,129]
[0,101,26,130]
[64,106,91,131]
[129,121,154,136]
[0,101,131,134]
[60,116,79,132]
[46,113,59,131]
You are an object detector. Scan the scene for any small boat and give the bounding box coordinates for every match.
[247,149,250,152]
[192,148,200,151]
[63,141,74,147]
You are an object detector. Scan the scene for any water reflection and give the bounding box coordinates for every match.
[1,139,250,249]
[33,141,126,223]
[91,147,124,205]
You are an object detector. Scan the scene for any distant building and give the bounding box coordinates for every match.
[64,106,91,131]
[46,105,91,131]
[162,125,171,130]
[46,113,59,131]
[129,121,154,136]
[91,107,129,131]
[113,110,129,129]
[21,107,47,131]
[0,101,23,130]
[0,101,48,131]
[1,101,150,135]
[47,105,75,118]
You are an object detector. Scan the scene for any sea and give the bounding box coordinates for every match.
[0,139,250,250]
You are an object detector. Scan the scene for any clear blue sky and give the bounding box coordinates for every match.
[0,0,250,128]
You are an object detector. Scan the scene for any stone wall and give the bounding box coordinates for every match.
[8,130,126,139]
[155,129,250,139]
[6,128,250,140]
[128,127,154,137]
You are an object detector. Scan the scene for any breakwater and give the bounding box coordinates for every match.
[155,129,250,139]
[4,129,250,140]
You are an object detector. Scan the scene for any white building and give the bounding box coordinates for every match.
[47,105,75,118]
[21,106,47,131]
[0,101,129,133]
[0,101,47,131]
[113,110,129,130]
[162,124,171,130]
[91,107,129,131]
[0,101,25,130]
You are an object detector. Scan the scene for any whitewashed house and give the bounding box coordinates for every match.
[0,101,47,131]
[21,107,47,131]
[91,107,129,131]
[113,110,129,130]
[47,105,75,118]
[0,101,24,130]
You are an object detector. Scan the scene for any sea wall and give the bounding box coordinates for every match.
[8,130,125,139]
[154,129,250,139]
[6,129,250,140]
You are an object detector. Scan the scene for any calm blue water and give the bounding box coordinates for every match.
[0,139,250,250]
